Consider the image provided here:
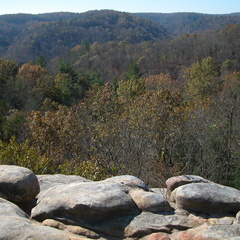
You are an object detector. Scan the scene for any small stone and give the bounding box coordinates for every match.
[140,232,170,240]
[42,219,67,230]
[66,225,100,239]
[209,217,234,225]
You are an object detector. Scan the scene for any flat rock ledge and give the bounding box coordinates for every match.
[0,165,240,240]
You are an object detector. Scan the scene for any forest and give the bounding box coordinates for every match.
[0,10,239,187]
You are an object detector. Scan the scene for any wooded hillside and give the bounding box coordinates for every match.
[0,10,239,188]
[1,10,240,62]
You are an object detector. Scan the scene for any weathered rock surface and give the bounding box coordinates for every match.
[208,216,234,225]
[140,232,171,240]
[32,180,140,224]
[0,165,240,240]
[0,197,28,218]
[236,211,240,224]
[0,196,70,240]
[179,224,240,240]
[170,182,240,214]
[0,216,71,240]
[151,188,167,197]
[124,211,206,237]
[37,174,91,193]
[166,175,210,197]
[128,188,171,212]
[42,219,101,239]
[0,165,39,203]
[103,175,149,191]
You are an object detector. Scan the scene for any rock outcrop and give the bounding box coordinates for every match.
[0,165,240,240]
[32,181,140,225]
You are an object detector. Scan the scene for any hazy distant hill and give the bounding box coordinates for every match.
[0,10,170,62]
[0,10,240,62]
[134,12,240,36]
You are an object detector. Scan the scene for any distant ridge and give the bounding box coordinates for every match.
[134,12,240,36]
[0,10,240,61]
[0,10,170,61]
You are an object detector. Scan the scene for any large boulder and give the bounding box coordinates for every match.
[128,188,172,212]
[37,174,91,193]
[0,165,40,203]
[170,182,240,214]
[31,180,140,226]
[166,175,210,197]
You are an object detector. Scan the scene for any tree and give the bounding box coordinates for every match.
[18,62,48,87]
[220,59,239,77]
[17,62,56,110]
[0,59,18,85]
[57,58,78,81]
[179,72,240,187]
[0,137,55,174]
[36,55,48,69]
[211,73,240,186]
[123,89,185,184]
[26,105,106,180]
[117,76,146,100]
[184,57,221,101]
[54,73,72,105]
[0,59,18,104]
[144,73,182,93]
[126,62,144,80]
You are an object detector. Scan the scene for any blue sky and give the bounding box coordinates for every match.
[0,0,239,15]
